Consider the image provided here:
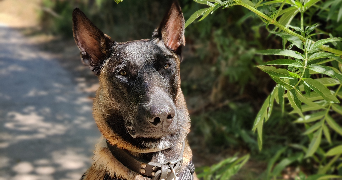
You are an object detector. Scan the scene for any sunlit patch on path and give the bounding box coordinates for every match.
[0,26,100,179]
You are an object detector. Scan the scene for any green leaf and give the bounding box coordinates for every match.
[256,49,303,59]
[326,145,342,156]
[114,0,123,4]
[338,6,342,22]
[303,0,321,11]
[337,90,342,98]
[306,174,336,180]
[294,111,325,123]
[194,0,211,5]
[185,8,209,28]
[290,104,325,114]
[241,0,255,7]
[308,52,334,61]
[250,86,277,150]
[314,78,340,87]
[252,95,269,132]
[332,104,342,115]
[274,85,280,103]
[318,175,342,180]
[326,0,341,21]
[294,1,302,8]
[304,78,339,103]
[278,85,285,114]
[295,89,323,109]
[199,4,222,21]
[304,68,311,96]
[325,114,342,136]
[308,65,342,83]
[304,92,326,101]
[268,86,278,120]
[197,154,250,179]
[272,153,302,177]
[208,0,222,3]
[338,163,342,170]
[199,7,215,21]
[332,56,342,64]
[318,155,341,175]
[288,24,303,33]
[289,143,308,152]
[305,127,322,158]
[269,75,293,89]
[308,58,335,65]
[262,0,291,6]
[322,124,332,144]
[272,32,303,49]
[278,8,299,27]
[257,65,300,78]
[257,110,264,151]
[303,121,323,135]
[262,59,301,66]
[288,89,303,117]
[305,23,320,35]
[265,147,287,179]
[289,77,298,86]
[219,154,250,179]
[310,38,342,52]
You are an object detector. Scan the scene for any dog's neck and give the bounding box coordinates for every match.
[106,140,185,179]
[129,143,184,163]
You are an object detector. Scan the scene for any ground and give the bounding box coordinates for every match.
[0,0,101,179]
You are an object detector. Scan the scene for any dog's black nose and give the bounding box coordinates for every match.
[149,105,175,129]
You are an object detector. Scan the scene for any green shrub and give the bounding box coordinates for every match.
[186,0,342,179]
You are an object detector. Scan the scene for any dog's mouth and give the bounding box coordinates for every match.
[125,121,175,139]
[104,109,188,152]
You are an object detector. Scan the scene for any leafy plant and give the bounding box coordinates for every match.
[114,0,123,4]
[196,154,250,180]
[186,0,342,178]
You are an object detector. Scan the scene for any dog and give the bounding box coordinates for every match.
[72,1,196,179]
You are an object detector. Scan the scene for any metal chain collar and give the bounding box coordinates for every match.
[106,141,185,180]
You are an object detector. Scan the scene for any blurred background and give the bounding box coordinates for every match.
[1,0,342,179]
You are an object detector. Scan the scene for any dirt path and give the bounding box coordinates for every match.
[0,24,101,180]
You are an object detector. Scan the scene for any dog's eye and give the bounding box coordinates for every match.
[164,63,170,69]
[119,70,127,76]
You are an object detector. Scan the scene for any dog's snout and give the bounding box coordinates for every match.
[133,87,177,138]
[149,105,175,129]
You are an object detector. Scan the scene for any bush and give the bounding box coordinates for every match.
[187,0,342,179]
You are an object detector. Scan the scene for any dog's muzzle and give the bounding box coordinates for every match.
[128,87,177,138]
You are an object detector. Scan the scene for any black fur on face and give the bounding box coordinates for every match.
[99,39,189,150]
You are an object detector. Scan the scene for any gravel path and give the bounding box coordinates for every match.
[0,25,100,180]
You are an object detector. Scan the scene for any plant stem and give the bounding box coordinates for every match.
[301,12,304,36]
[334,84,342,96]
[325,84,342,117]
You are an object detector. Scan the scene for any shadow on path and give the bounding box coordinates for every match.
[0,26,100,180]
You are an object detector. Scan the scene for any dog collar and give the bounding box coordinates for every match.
[106,140,185,180]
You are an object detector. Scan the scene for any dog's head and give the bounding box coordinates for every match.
[72,1,190,153]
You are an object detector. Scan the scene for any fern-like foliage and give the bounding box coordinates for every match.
[187,0,342,179]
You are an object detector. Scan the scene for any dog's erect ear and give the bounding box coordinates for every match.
[72,8,113,75]
[156,0,185,55]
